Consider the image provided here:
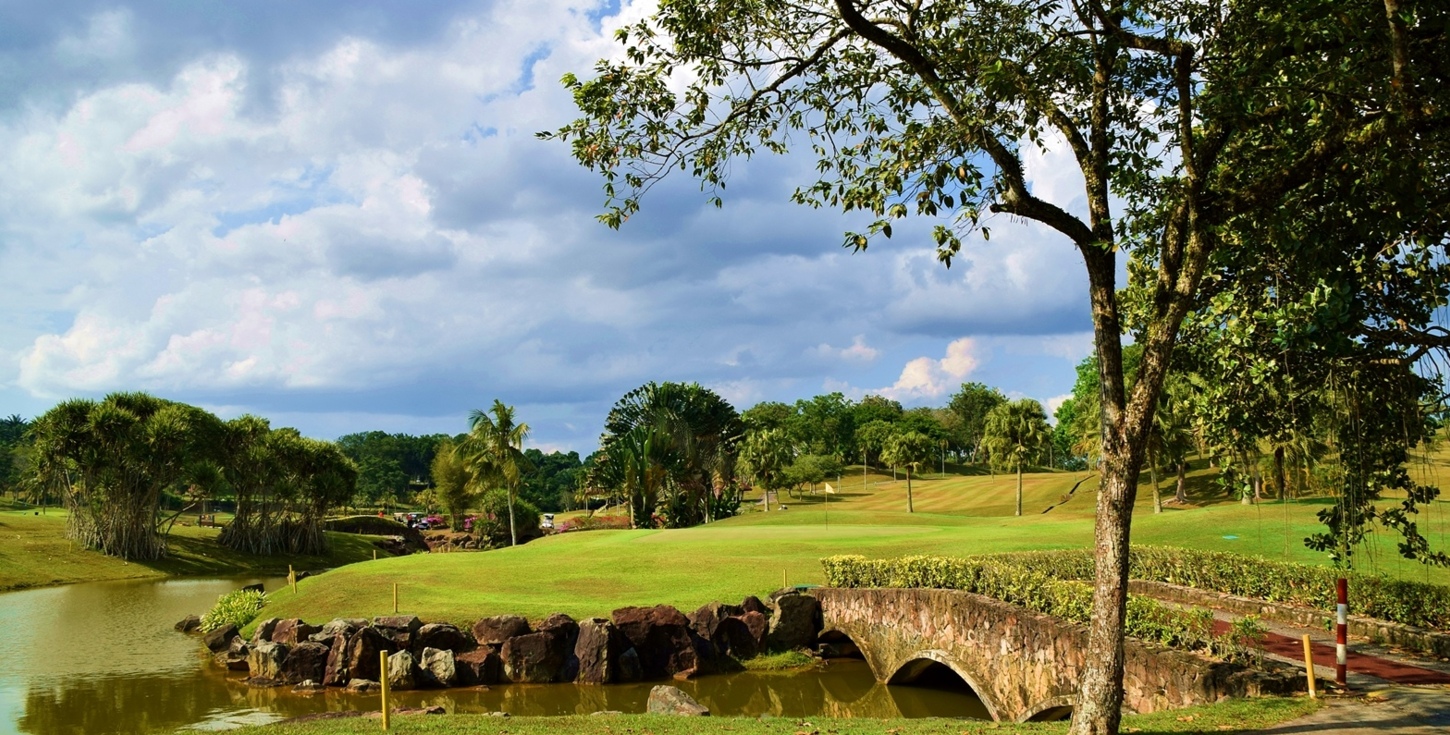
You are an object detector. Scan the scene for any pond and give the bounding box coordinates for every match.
[0,578,988,734]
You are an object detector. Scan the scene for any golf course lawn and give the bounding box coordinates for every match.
[236,695,1321,734]
[253,462,1450,628]
[0,509,381,592]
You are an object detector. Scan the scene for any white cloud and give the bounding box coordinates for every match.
[811,334,880,363]
[879,337,981,401]
[1043,393,1073,422]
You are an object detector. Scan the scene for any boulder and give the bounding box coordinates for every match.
[415,623,472,653]
[647,685,710,716]
[387,650,417,690]
[241,583,265,594]
[712,616,757,660]
[322,635,351,686]
[574,618,628,684]
[344,626,394,682]
[373,615,423,649]
[738,611,769,649]
[213,650,249,671]
[174,615,201,633]
[203,624,239,653]
[271,619,320,646]
[346,678,381,693]
[281,641,330,684]
[688,602,743,641]
[455,648,503,686]
[251,618,280,645]
[766,592,822,651]
[501,632,563,683]
[618,647,643,683]
[740,595,768,616]
[538,613,581,681]
[314,618,368,642]
[247,641,289,682]
[611,605,700,680]
[471,615,530,646]
[419,647,457,687]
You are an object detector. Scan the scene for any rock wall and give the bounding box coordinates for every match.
[814,587,1304,723]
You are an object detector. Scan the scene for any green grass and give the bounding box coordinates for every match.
[230,695,1319,734]
[0,509,382,592]
[254,461,1450,629]
[738,650,819,671]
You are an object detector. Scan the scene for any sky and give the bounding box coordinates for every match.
[0,0,1099,453]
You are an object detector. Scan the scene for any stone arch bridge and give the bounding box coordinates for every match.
[811,587,1298,723]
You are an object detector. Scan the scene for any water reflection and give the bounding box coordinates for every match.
[0,578,988,734]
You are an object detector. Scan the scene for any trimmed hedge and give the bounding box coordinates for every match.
[977,547,1450,631]
[822,555,1232,656]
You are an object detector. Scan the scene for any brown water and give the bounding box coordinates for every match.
[0,578,988,734]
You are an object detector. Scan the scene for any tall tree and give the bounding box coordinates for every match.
[880,430,933,513]
[548,2,1449,730]
[947,383,1006,462]
[982,399,1051,517]
[461,400,532,547]
[738,426,795,511]
[432,439,473,530]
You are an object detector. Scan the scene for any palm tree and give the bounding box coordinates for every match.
[982,399,1051,516]
[880,431,933,513]
[460,400,532,546]
[739,427,794,511]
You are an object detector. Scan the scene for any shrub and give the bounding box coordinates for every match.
[200,588,266,632]
[557,514,632,533]
[973,546,1450,630]
[475,489,542,547]
[821,555,1223,655]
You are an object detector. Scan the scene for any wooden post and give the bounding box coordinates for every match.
[1301,635,1317,699]
[373,549,378,561]
[783,569,788,590]
[379,650,390,729]
[288,565,297,594]
[393,582,398,614]
[1335,578,1348,688]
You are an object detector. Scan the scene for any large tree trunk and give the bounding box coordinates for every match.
[1273,446,1287,500]
[1150,460,1162,514]
[1175,461,1187,504]
[507,486,518,546]
[905,468,914,513]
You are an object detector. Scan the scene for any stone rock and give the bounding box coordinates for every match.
[740,595,768,616]
[455,648,503,686]
[344,626,394,683]
[373,615,423,649]
[282,641,330,684]
[647,685,710,716]
[766,592,822,651]
[738,611,769,649]
[346,678,381,693]
[419,647,457,687]
[247,641,290,681]
[618,647,643,683]
[415,623,472,653]
[539,613,581,681]
[611,605,700,680]
[241,583,265,594]
[174,615,201,633]
[471,615,530,646]
[292,680,325,694]
[394,706,446,716]
[712,616,758,659]
[203,624,239,653]
[501,631,568,683]
[322,635,351,686]
[251,618,280,645]
[387,650,417,689]
[272,618,320,646]
[316,618,368,640]
[688,602,743,641]
[574,618,628,684]
[228,636,251,657]
[213,650,249,671]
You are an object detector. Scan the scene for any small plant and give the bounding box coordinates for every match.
[200,588,266,632]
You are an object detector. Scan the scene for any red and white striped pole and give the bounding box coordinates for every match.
[1336,577,1348,688]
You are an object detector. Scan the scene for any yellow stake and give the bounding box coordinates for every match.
[373,549,378,561]
[379,650,390,729]
[393,582,398,614]
[783,569,789,590]
[1301,634,1317,699]
[288,565,297,594]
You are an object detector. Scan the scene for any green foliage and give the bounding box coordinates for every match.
[430,439,472,530]
[336,431,449,508]
[461,400,533,546]
[520,448,585,513]
[821,554,1224,655]
[201,588,267,632]
[475,488,541,548]
[881,431,934,474]
[982,546,1450,631]
[947,383,1006,462]
[982,399,1051,473]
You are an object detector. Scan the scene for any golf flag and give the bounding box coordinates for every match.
[823,483,836,494]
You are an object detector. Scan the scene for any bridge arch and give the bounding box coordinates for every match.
[886,649,1001,722]
[1020,695,1075,723]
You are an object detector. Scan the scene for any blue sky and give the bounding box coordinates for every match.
[0,1,1097,452]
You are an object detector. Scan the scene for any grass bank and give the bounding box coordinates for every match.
[0,509,381,592]
[255,462,1450,628]
[233,696,1319,735]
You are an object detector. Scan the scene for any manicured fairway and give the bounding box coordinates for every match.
[255,463,1450,628]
